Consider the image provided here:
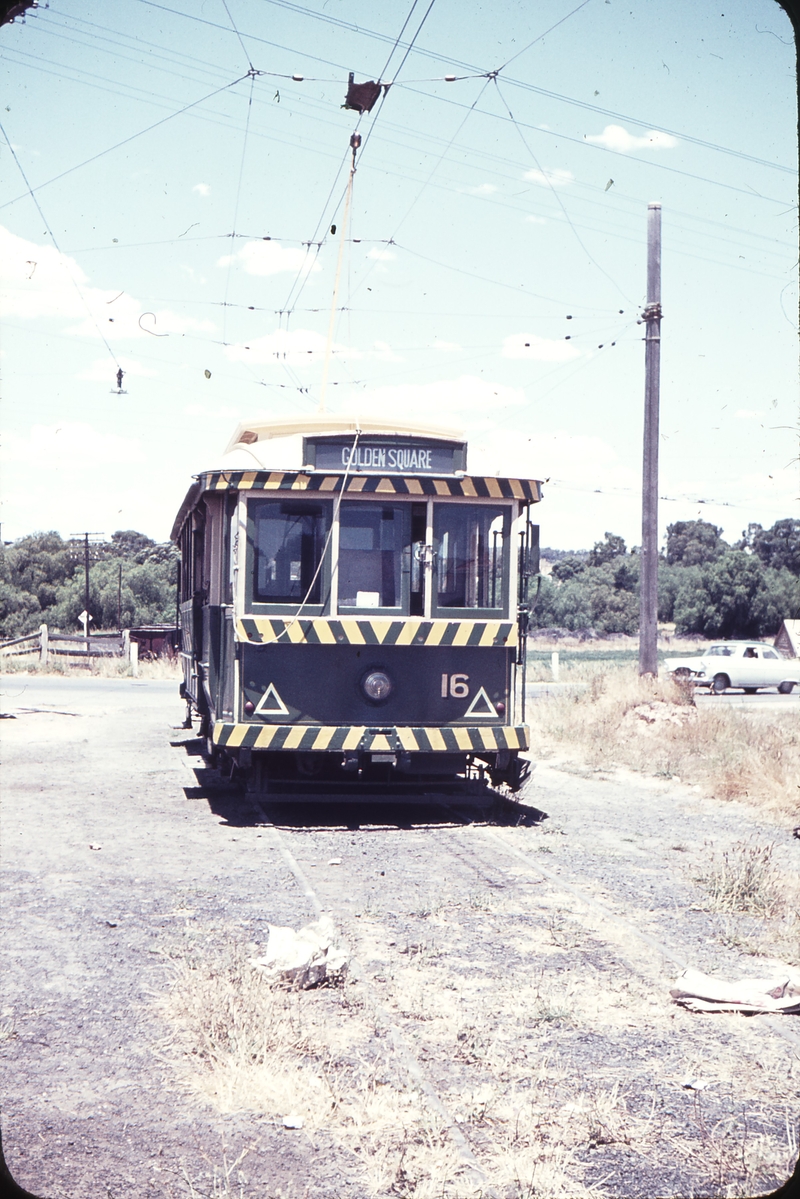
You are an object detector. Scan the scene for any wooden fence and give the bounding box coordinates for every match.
[0,625,139,672]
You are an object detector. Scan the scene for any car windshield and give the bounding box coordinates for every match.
[706,645,734,656]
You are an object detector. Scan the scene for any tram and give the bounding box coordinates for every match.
[172,416,542,791]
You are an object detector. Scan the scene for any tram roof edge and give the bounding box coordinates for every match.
[224,415,465,455]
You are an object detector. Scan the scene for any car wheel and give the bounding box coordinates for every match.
[673,667,691,678]
[712,674,729,695]
[743,687,758,695]
[778,681,796,695]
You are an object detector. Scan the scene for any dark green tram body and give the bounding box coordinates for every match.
[172,420,542,791]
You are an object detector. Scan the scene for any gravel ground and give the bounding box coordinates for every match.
[1,674,798,1199]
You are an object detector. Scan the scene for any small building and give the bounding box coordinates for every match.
[774,619,800,658]
[128,625,180,658]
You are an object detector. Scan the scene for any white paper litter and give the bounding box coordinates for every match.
[250,914,348,989]
[670,968,800,1014]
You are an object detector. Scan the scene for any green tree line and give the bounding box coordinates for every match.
[0,531,179,639]
[532,518,800,638]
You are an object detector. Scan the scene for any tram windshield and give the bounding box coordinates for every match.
[434,504,506,610]
[338,503,404,609]
[252,499,331,604]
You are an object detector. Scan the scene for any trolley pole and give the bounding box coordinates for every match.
[639,202,662,677]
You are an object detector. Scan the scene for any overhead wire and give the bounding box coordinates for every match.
[0,72,254,211]
[0,119,122,375]
[6,1,794,427]
[221,0,255,71]
[253,0,796,175]
[47,0,791,181]
[222,71,257,344]
[6,14,794,224]
[279,0,440,326]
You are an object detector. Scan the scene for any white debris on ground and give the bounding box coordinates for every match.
[670,967,800,1014]
[250,914,348,989]
[621,700,697,735]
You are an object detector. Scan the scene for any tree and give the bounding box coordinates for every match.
[666,519,727,566]
[589,532,627,567]
[742,519,800,575]
[4,531,76,612]
[672,551,799,639]
[550,554,587,582]
[0,529,179,638]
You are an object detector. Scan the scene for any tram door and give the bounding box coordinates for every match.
[194,492,237,724]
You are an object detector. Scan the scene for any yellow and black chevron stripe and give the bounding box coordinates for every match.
[236,616,517,647]
[202,469,542,502]
[213,723,529,752]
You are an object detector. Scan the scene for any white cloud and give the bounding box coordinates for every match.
[525,214,547,225]
[0,226,215,339]
[0,422,145,473]
[463,183,498,196]
[367,247,396,262]
[217,240,321,276]
[501,333,581,362]
[353,375,526,429]
[193,182,211,195]
[523,167,573,188]
[584,124,678,153]
[373,340,402,362]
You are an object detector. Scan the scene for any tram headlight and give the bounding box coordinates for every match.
[361,669,393,703]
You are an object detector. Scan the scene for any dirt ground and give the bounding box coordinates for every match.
[1,674,798,1199]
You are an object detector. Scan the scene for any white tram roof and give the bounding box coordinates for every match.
[220,415,465,473]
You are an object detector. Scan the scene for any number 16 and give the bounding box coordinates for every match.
[441,673,469,698]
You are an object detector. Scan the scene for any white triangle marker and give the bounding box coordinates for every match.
[463,686,499,719]
[254,682,289,717]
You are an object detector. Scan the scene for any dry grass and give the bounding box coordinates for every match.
[0,654,180,679]
[155,946,478,1199]
[154,943,605,1198]
[698,839,784,918]
[527,666,800,820]
[153,913,798,1199]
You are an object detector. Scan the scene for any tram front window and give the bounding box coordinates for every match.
[434,504,506,610]
[252,499,330,604]
[338,503,404,609]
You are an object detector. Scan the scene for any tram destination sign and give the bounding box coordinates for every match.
[303,435,467,475]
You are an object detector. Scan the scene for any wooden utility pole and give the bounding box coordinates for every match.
[639,202,662,676]
[83,532,91,643]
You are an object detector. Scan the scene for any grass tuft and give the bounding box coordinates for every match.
[699,840,783,918]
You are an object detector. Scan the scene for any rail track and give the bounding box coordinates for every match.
[175,736,800,1198]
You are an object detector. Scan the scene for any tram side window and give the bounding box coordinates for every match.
[434,504,506,610]
[252,499,331,605]
[338,503,405,609]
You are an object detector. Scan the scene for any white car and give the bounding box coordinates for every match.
[664,641,799,695]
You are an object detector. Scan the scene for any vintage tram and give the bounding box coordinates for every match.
[172,417,542,791]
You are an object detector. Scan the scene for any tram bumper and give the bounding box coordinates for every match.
[212,721,529,755]
[212,721,530,790]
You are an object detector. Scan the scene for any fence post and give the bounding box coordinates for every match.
[550,650,560,682]
[122,629,130,661]
[130,638,139,678]
[40,624,49,667]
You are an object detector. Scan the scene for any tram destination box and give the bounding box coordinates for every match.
[303,434,467,475]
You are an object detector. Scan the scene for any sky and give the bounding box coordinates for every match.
[0,0,797,550]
